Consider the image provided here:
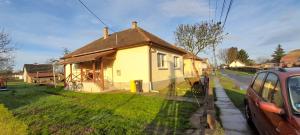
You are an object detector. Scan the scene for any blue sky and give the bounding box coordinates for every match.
[0,0,299,70]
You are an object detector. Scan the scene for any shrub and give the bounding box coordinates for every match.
[0,104,27,135]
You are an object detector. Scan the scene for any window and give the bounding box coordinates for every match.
[288,76,300,113]
[252,72,267,93]
[174,56,179,68]
[157,53,166,68]
[271,82,283,107]
[261,73,278,101]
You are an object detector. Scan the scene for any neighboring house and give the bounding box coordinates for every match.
[229,60,245,67]
[23,64,54,84]
[12,72,23,80]
[183,53,204,77]
[60,22,187,92]
[280,49,300,67]
[260,62,277,68]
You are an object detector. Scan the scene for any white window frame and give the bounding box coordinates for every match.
[174,56,180,69]
[157,53,167,69]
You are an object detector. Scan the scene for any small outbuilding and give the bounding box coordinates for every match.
[23,64,54,84]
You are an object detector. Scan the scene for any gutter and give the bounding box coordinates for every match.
[149,42,158,92]
[149,44,153,91]
[63,48,114,59]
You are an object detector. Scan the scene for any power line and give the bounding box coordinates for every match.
[219,0,226,22]
[214,0,219,21]
[222,0,233,28]
[209,0,211,21]
[77,0,115,32]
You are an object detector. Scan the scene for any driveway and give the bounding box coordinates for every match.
[220,69,254,90]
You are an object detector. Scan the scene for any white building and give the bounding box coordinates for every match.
[229,60,245,67]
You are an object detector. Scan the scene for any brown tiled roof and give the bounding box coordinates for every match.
[62,27,186,59]
[281,49,300,63]
[59,50,116,64]
[183,53,203,61]
[28,72,53,78]
[23,64,52,73]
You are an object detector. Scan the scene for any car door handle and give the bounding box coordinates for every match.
[276,127,280,133]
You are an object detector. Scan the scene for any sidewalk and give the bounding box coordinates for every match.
[214,78,255,135]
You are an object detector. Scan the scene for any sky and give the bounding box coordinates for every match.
[0,0,299,70]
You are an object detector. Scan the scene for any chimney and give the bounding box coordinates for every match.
[103,27,109,39]
[132,21,138,29]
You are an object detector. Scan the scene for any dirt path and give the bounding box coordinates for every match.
[214,78,256,135]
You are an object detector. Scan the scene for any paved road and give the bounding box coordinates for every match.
[214,78,256,135]
[220,70,254,90]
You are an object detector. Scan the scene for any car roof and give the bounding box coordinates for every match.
[258,67,300,77]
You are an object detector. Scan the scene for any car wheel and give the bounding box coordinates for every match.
[245,103,253,125]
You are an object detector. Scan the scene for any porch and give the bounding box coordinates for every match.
[61,50,116,92]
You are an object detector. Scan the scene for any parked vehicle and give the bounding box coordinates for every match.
[244,68,300,135]
[0,77,7,90]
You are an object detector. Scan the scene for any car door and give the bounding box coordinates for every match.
[247,72,267,133]
[257,72,281,135]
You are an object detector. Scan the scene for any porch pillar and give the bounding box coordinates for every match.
[80,63,83,82]
[100,58,104,89]
[93,61,96,82]
[64,64,66,87]
[70,64,73,82]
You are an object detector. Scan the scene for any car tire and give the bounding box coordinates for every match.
[245,103,253,125]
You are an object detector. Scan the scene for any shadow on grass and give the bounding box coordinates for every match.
[0,81,64,110]
[144,79,203,134]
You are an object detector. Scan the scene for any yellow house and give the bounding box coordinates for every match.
[60,22,186,93]
[183,53,204,78]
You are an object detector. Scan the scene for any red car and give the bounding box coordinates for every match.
[245,68,300,135]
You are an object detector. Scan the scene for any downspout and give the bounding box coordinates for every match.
[148,44,153,91]
[149,43,159,92]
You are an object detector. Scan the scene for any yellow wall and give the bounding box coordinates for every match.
[183,58,203,78]
[112,45,150,91]
[150,47,184,90]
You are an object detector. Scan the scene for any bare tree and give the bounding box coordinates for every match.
[175,21,224,77]
[218,48,230,64]
[0,29,14,74]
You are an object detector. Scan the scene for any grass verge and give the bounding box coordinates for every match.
[217,72,246,113]
[224,69,254,76]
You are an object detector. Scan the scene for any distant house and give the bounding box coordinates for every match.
[229,60,245,68]
[260,62,277,68]
[23,64,54,84]
[183,53,208,77]
[12,72,23,80]
[281,49,300,67]
[60,21,187,92]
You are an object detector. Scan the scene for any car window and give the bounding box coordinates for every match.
[262,73,278,101]
[252,72,267,94]
[288,76,300,113]
[271,82,283,108]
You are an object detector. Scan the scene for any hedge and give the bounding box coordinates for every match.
[0,104,27,135]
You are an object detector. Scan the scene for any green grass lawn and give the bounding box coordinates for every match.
[224,69,254,76]
[217,72,246,113]
[0,81,199,135]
